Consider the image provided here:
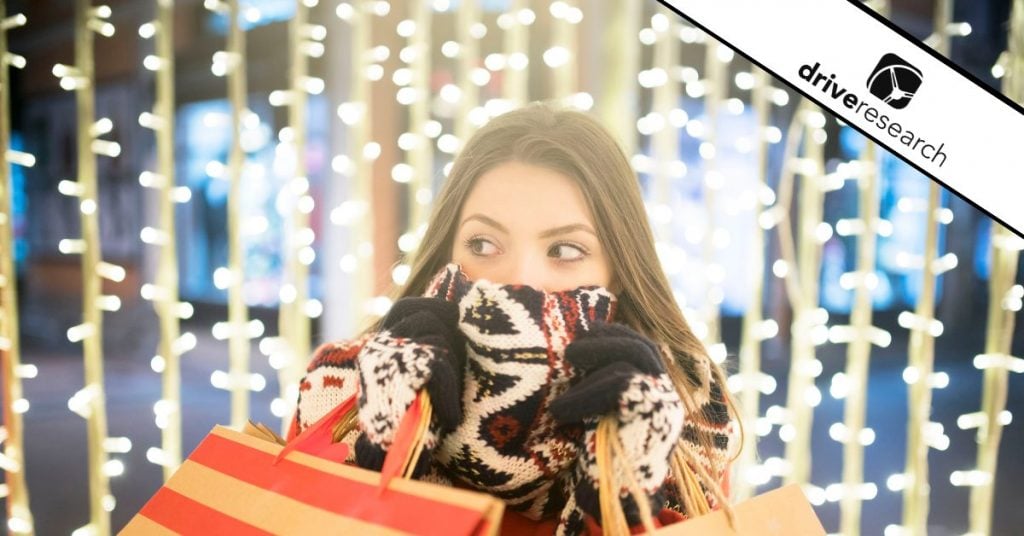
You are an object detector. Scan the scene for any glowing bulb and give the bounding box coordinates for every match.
[470,67,491,87]
[950,470,992,487]
[543,46,570,68]
[11,398,29,414]
[336,3,354,20]
[396,19,416,37]
[143,55,163,71]
[389,163,413,184]
[441,41,460,58]
[437,134,460,154]
[698,142,716,160]
[103,459,125,477]
[91,139,121,158]
[67,323,96,343]
[271,398,289,418]
[304,299,324,318]
[735,72,755,90]
[803,385,822,407]
[79,199,97,215]
[146,447,168,466]
[138,21,157,39]
[638,28,657,46]
[507,53,528,71]
[772,259,789,278]
[15,364,38,379]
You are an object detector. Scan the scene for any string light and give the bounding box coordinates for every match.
[206,0,257,430]
[49,2,125,531]
[327,2,378,335]
[774,99,831,489]
[0,5,35,529]
[262,0,328,434]
[899,6,972,533]
[137,0,186,481]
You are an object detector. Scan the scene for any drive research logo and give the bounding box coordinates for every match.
[798,59,948,168]
[866,53,923,109]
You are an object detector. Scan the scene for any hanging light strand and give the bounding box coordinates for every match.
[332,2,377,330]
[265,0,324,434]
[778,101,830,489]
[960,2,1024,534]
[898,3,966,533]
[56,2,122,534]
[453,0,480,144]
[502,0,529,106]
[649,12,679,245]
[732,66,777,501]
[0,3,35,533]
[698,38,730,350]
[826,5,893,532]
[204,0,256,430]
[596,1,640,158]
[406,0,431,235]
[546,1,579,99]
[835,140,885,536]
[138,0,187,481]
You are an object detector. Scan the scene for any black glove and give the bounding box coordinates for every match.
[354,297,466,475]
[550,322,685,527]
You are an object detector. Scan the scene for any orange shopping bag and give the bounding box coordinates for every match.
[655,484,826,535]
[121,397,504,535]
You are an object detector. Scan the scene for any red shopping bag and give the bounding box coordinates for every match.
[122,394,503,535]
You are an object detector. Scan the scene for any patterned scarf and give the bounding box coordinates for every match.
[422,263,617,519]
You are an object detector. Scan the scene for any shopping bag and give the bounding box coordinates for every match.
[120,421,504,535]
[654,484,826,535]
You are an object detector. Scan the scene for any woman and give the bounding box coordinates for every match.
[289,103,738,534]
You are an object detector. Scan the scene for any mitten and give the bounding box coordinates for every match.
[355,297,466,475]
[549,321,685,527]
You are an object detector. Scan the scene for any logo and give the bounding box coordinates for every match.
[866,53,923,109]
[798,59,947,168]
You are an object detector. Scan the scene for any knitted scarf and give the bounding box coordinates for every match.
[422,263,617,519]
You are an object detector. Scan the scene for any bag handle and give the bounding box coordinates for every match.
[275,394,357,465]
[278,390,434,493]
[595,416,658,534]
[596,416,715,533]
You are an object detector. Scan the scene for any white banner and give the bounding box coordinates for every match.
[661,0,1024,237]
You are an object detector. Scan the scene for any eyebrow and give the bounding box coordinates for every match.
[459,214,597,238]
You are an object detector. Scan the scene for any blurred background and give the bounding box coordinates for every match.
[0,0,1022,534]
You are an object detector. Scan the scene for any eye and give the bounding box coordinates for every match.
[465,237,499,257]
[548,242,587,262]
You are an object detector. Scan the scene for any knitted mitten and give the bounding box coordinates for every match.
[355,297,466,475]
[549,321,684,527]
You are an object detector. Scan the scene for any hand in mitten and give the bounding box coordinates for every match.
[355,297,466,475]
[549,322,685,528]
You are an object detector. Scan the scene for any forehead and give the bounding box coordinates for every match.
[460,161,595,228]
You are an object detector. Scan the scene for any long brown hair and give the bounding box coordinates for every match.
[369,102,740,512]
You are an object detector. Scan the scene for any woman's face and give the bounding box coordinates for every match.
[451,161,614,292]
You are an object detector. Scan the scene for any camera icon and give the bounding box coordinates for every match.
[866,53,923,109]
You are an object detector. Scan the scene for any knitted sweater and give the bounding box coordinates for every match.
[290,264,733,534]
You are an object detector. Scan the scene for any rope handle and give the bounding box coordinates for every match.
[595,416,657,534]
[595,416,712,534]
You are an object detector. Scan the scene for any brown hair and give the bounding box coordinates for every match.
[369,102,740,514]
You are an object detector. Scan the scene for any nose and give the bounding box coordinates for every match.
[512,253,548,291]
